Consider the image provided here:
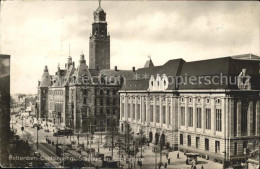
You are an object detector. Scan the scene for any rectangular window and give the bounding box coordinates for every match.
[180,134,183,145]
[162,106,166,124]
[187,135,191,147]
[133,104,135,119]
[181,107,185,126]
[83,98,87,104]
[234,142,237,155]
[205,138,209,151]
[241,100,248,135]
[196,108,202,128]
[206,108,211,130]
[234,100,237,136]
[144,103,146,122]
[196,137,200,148]
[137,104,140,120]
[121,103,124,117]
[156,105,160,123]
[150,105,153,122]
[188,107,193,127]
[100,89,103,95]
[113,98,116,105]
[106,89,110,95]
[106,98,110,105]
[106,108,110,115]
[127,103,130,118]
[83,89,88,95]
[216,109,222,132]
[253,100,256,135]
[215,141,220,153]
[168,105,171,125]
[100,108,103,115]
[100,99,103,106]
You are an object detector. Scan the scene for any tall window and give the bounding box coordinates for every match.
[241,101,248,135]
[121,103,124,117]
[113,98,116,105]
[234,100,237,136]
[132,104,135,119]
[196,108,202,128]
[100,99,103,106]
[144,103,146,122]
[137,104,140,120]
[156,105,160,123]
[127,103,130,118]
[100,89,103,95]
[180,134,183,145]
[187,135,191,147]
[168,105,171,125]
[205,138,209,151]
[106,98,110,105]
[181,107,185,126]
[83,98,87,104]
[150,105,153,122]
[253,100,256,135]
[206,108,211,129]
[216,109,222,132]
[162,106,166,124]
[234,142,237,155]
[188,107,193,127]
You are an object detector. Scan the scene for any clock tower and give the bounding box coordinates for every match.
[89,0,110,70]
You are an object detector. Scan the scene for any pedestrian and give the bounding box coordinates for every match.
[166,153,168,159]
[177,153,179,159]
[164,163,167,169]
[168,158,170,165]
[159,163,161,169]
[201,165,204,169]
[148,142,150,147]
[186,159,188,165]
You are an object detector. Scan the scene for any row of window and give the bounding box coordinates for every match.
[99,98,117,105]
[180,107,222,132]
[180,97,221,104]
[179,134,220,153]
[122,103,171,125]
[96,108,117,116]
[49,90,64,96]
[98,89,117,96]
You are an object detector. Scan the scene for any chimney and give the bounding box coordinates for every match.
[115,66,118,71]
[132,67,135,72]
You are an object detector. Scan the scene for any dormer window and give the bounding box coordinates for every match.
[206,98,210,103]
[181,97,184,103]
[215,98,221,104]
[189,97,192,103]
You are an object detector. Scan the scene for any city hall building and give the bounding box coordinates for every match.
[119,54,260,164]
[37,2,133,133]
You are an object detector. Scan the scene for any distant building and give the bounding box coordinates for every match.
[0,54,11,167]
[37,2,134,132]
[119,54,260,166]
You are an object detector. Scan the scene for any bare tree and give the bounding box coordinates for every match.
[21,131,34,144]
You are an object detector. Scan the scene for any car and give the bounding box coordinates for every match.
[44,129,50,132]
[25,124,29,127]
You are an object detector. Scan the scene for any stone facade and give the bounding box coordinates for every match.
[119,56,260,165]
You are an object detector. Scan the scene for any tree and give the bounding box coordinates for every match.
[21,131,34,144]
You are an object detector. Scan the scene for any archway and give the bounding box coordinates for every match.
[149,131,153,142]
[155,133,159,145]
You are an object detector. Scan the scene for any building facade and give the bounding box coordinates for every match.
[37,3,134,133]
[119,55,260,165]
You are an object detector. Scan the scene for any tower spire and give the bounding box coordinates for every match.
[98,0,101,7]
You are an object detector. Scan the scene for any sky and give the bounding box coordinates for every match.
[0,1,259,94]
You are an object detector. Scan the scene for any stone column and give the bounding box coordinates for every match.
[160,96,162,127]
[201,97,205,134]
[185,96,188,129]
[248,100,253,136]
[141,96,144,124]
[130,96,133,121]
[221,97,226,137]
[172,96,176,130]
[124,96,127,119]
[135,96,138,122]
[146,96,150,124]
[229,97,235,137]
[211,97,216,135]
[153,97,156,126]
[166,97,169,128]
[178,97,181,130]
[120,96,123,120]
[237,98,241,137]
[193,96,196,131]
